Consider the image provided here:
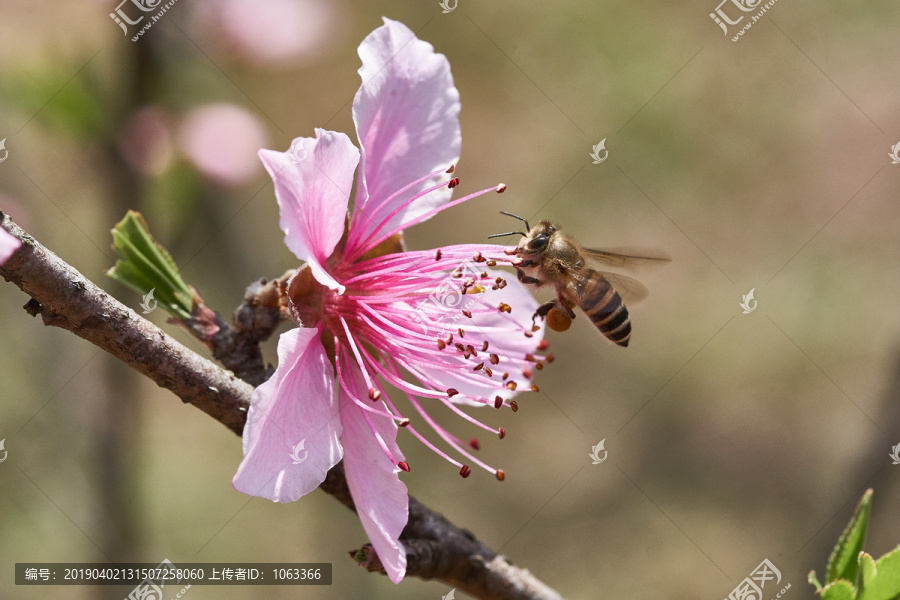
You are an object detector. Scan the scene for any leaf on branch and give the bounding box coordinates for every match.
[107,210,193,319]
[857,548,900,600]
[826,489,873,586]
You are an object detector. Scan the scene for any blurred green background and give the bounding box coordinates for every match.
[1,0,899,598]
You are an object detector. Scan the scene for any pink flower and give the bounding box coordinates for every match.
[232,18,546,583]
[0,227,21,264]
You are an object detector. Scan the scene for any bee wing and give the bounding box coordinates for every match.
[567,265,650,305]
[582,247,671,273]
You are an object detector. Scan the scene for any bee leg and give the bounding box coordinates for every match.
[532,300,557,326]
[559,300,576,319]
[516,269,541,285]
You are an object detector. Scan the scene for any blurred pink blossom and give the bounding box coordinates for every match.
[117,106,175,177]
[178,103,269,186]
[193,0,343,67]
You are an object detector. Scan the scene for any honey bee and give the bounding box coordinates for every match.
[489,212,670,346]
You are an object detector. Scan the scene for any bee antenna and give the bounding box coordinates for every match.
[487,231,526,239]
[498,211,531,231]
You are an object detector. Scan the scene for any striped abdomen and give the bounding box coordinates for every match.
[576,271,631,347]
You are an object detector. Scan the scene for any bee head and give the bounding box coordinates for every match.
[520,221,556,255]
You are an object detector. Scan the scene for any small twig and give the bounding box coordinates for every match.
[0,212,566,600]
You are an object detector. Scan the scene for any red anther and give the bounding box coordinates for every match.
[537,339,549,350]
[469,438,480,450]
[498,303,511,313]
[506,381,517,391]
[496,184,507,193]
[399,418,411,428]
[435,249,442,261]
[446,333,454,343]
[494,396,503,409]
[530,384,539,392]
[458,328,465,337]
[522,368,532,379]
[490,354,500,365]
[368,388,381,402]
[486,260,497,267]
[463,353,471,360]
[498,280,507,289]
[398,461,410,472]
[535,362,544,370]
[498,428,506,440]
[473,362,484,371]
[502,372,509,380]
[459,465,471,478]
[455,343,466,352]
[453,271,462,278]
[448,177,461,188]
[484,367,493,377]
[546,354,555,363]
[447,388,459,397]
[437,339,446,350]
[480,271,488,278]
[495,469,506,481]
[531,324,540,332]
[462,309,472,318]
[472,251,483,262]
[504,247,517,255]
[491,284,499,291]
[446,165,455,173]
[525,353,535,362]
[511,257,524,267]
[461,286,468,296]
[495,276,504,284]
[482,341,489,351]
[510,400,519,412]
[524,331,534,338]
[466,344,476,355]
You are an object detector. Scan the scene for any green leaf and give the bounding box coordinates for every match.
[811,571,825,592]
[821,580,858,600]
[107,211,193,319]
[827,489,874,585]
[858,548,900,600]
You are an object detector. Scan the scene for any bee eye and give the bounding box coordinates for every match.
[529,235,549,252]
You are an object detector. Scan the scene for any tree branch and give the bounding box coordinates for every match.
[0,212,565,600]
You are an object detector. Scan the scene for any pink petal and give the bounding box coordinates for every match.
[349,18,460,248]
[233,327,343,503]
[0,227,21,265]
[340,367,408,583]
[259,129,359,293]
